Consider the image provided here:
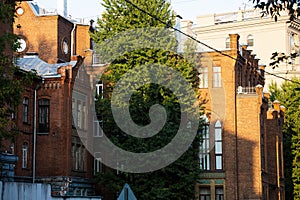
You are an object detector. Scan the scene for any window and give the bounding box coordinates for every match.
[247,34,254,47]
[75,146,79,170]
[95,81,103,99]
[94,116,103,137]
[77,101,82,129]
[22,142,28,169]
[72,99,75,127]
[23,97,29,123]
[225,37,230,49]
[199,67,208,88]
[81,147,86,171]
[82,102,86,130]
[72,144,86,171]
[199,123,210,170]
[213,66,221,88]
[11,143,14,154]
[38,99,49,133]
[215,120,223,170]
[94,152,103,174]
[215,187,224,200]
[199,187,210,200]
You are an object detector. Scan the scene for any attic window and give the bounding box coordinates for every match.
[62,38,69,54]
[247,35,254,47]
[225,37,230,49]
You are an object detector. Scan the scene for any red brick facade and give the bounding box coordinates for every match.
[0,1,97,196]
[196,34,285,200]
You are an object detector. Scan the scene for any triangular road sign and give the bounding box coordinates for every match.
[117,183,137,200]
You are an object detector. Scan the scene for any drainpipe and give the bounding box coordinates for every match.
[33,78,44,183]
[234,70,239,200]
[71,23,76,56]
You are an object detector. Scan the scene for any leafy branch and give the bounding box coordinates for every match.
[269,51,298,69]
[253,0,300,21]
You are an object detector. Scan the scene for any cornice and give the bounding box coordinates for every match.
[193,17,289,33]
[288,19,300,32]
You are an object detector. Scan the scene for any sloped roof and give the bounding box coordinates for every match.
[17,56,76,77]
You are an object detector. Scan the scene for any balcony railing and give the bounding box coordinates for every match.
[236,86,256,94]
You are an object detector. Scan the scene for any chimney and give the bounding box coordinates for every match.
[57,0,68,18]
[273,100,280,112]
[229,34,240,51]
[259,65,266,78]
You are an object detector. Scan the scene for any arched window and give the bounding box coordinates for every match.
[225,37,230,49]
[247,34,254,46]
[215,120,223,170]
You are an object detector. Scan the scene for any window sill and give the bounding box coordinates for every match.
[71,169,87,173]
[37,132,49,135]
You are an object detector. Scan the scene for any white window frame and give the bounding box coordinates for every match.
[199,123,210,170]
[94,152,103,174]
[215,120,223,170]
[93,116,103,137]
[95,82,103,99]
[247,34,254,47]
[213,66,222,88]
[77,101,82,129]
[22,143,28,169]
[225,37,230,49]
[199,67,208,88]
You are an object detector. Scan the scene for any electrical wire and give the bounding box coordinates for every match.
[123,0,300,85]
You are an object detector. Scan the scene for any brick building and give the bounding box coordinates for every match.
[0,1,101,197]
[0,1,286,199]
[196,34,285,200]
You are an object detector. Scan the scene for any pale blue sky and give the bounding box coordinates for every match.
[34,0,254,24]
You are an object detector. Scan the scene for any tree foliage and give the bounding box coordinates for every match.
[253,0,300,21]
[0,1,22,142]
[252,0,300,68]
[0,1,38,144]
[91,0,202,199]
[269,79,300,200]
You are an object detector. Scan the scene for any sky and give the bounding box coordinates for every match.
[34,0,254,24]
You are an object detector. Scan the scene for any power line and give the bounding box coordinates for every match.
[263,70,300,85]
[123,0,236,59]
[172,0,198,4]
[123,0,300,85]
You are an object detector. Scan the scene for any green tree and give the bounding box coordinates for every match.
[269,79,300,200]
[91,0,202,199]
[0,1,37,144]
[0,1,22,142]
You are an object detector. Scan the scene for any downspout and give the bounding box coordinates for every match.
[71,23,76,56]
[33,78,44,183]
[234,63,240,200]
